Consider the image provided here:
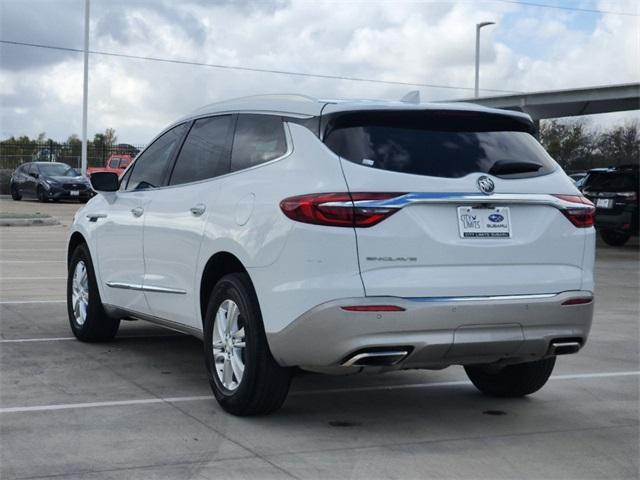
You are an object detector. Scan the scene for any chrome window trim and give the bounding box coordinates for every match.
[106,281,186,295]
[115,122,293,194]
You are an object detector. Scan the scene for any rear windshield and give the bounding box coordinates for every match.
[584,172,638,192]
[323,110,557,179]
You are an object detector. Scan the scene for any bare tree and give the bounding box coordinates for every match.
[104,128,117,147]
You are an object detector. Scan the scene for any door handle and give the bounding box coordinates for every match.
[190,204,206,216]
[131,207,144,217]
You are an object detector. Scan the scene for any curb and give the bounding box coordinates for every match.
[0,217,60,227]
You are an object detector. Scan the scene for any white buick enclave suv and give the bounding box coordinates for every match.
[67,95,595,415]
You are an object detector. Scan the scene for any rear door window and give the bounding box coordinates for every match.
[169,115,233,185]
[126,124,187,191]
[324,110,557,179]
[230,114,287,172]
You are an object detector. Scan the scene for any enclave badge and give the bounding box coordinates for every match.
[477,175,495,194]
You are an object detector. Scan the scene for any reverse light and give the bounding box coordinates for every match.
[553,194,595,228]
[341,305,406,312]
[280,192,404,228]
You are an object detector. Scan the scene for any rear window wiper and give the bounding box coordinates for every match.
[489,159,543,175]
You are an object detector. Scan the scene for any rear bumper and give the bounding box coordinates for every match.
[595,209,638,233]
[267,291,594,368]
[47,187,93,200]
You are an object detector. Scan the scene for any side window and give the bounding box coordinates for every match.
[169,115,233,186]
[230,114,287,172]
[126,124,187,191]
[28,164,38,176]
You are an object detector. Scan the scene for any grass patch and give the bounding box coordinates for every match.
[0,212,51,219]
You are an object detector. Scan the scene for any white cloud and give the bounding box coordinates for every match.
[0,0,638,143]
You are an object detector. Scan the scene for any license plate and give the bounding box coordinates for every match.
[457,206,511,238]
[70,190,79,196]
[596,198,612,209]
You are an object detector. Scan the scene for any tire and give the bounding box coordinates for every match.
[203,272,292,416]
[10,184,21,201]
[67,243,120,342]
[600,229,631,247]
[37,186,47,202]
[464,357,556,397]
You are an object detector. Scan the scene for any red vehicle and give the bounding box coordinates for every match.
[87,154,134,177]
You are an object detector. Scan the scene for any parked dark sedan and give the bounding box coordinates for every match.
[582,165,639,246]
[10,162,93,203]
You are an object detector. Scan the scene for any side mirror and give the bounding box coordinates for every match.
[90,172,119,192]
[29,172,39,179]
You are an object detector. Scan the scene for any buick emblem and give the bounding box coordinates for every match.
[477,176,495,194]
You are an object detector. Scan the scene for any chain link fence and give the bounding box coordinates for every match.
[0,142,144,171]
[0,142,145,194]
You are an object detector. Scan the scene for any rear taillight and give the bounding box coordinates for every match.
[618,191,638,201]
[279,192,404,227]
[553,194,595,228]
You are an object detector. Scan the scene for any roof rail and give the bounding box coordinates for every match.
[190,94,318,115]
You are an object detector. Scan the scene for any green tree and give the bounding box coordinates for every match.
[539,120,595,171]
[597,121,639,167]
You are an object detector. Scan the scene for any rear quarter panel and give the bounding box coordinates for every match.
[196,123,365,331]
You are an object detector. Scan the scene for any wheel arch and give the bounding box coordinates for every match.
[67,231,88,268]
[199,251,252,326]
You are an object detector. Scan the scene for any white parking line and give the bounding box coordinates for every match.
[295,371,640,396]
[0,260,65,263]
[0,334,184,343]
[0,371,637,414]
[0,300,66,305]
[0,277,66,280]
[1,249,66,252]
[0,337,76,343]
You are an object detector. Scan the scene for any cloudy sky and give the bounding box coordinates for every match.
[1,0,638,144]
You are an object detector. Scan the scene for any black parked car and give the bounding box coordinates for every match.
[582,165,639,246]
[10,162,93,203]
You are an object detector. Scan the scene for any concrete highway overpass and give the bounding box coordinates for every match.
[455,82,640,121]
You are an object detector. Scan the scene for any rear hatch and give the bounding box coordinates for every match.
[322,108,591,298]
[582,169,639,216]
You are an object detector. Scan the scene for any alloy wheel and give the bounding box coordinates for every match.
[71,260,89,326]
[212,299,246,391]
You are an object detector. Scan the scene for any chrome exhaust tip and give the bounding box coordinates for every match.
[548,340,582,356]
[341,349,411,367]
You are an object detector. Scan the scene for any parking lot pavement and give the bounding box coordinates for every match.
[0,197,638,480]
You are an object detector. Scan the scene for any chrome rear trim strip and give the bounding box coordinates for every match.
[405,293,560,303]
[105,281,186,295]
[323,192,592,211]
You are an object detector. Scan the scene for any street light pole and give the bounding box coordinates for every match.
[474,21,495,98]
[81,0,90,175]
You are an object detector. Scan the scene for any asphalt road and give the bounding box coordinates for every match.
[1,197,638,480]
